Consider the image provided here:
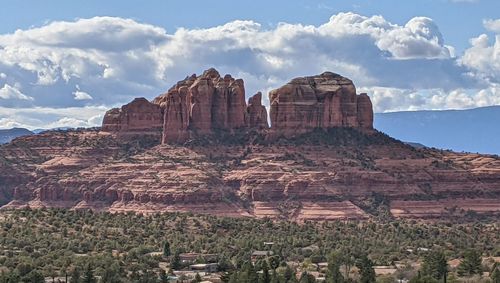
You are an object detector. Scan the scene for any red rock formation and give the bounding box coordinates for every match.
[269,72,373,136]
[246,92,269,129]
[2,129,500,220]
[162,87,190,143]
[357,93,374,130]
[160,68,248,143]
[104,69,374,143]
[101,97,163,135]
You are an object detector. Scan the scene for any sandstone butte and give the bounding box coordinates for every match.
[0,68,499,221]
[99,68,373,142]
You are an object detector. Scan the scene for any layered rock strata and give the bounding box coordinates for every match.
[101,69,374,143]
[1,130,500,220]
[269,72,373,136]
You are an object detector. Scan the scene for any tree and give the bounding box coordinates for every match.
[159,269,169,283]
[239,262,258,283]
[326,252,344,283]
[491,262,500,283]
[228,272,239,283]
[457,249,482,276]
[22,270,45,283]
[218,255,233,272]
[99,262,121,283]
[171,251,182,270]
[409,274,439,283]
[45,265,57,283]
[270,272,279,283]
[299,272,316,283]
[162,241,171,257]
[356,254,376,283]
[69,267,81,283]
[269,256,280,270]
[193,273,202,283]
[260,261,270,283]
[220,272,231,283]
[82,264,96,283]
[283,265,295,283]
[421,251,448,282]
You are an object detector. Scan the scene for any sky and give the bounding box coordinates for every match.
[0,0,499,130]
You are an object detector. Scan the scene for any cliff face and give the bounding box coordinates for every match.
[269,72,373,136]
[160,69,247,142]
[101,69,373,143]
[1,129,499,220]
[101,98,163,137]
[3,69,499,220]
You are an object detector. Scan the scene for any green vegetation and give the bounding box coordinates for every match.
[0,209,498,282]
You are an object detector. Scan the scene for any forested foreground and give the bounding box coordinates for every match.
[0,209,499,282]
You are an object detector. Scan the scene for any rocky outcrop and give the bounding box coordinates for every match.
[158,68,248,143]
[269,72,373,136]
[246,92,269,129]
[161,86,190,143]
[102,69,375,143]
[2,130,500,220]
[357,93,374,130]
[101,98,163,136]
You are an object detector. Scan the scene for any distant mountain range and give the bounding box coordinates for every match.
[375,105,500,155]
[0,127,76,144]
[0,128,34,144]
[1,106,499,154]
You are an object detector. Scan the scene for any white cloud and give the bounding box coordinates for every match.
[363,85,500,113]
[0,14,498,129]
[73,85,93,100]
[460,34,500,82]
[0,84,33,101]
[483,19,500,33]
[0,106,106,130]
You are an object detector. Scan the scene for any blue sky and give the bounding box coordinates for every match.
[0,0,499,129]
[2,0,498,53]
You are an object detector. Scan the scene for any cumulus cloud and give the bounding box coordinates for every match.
[364,85,500,112]
[484,19,500,33]
[0,13,498,129]
[0,84,33,101]
[73,85,93,100]
[460,34,500,83]
[0,106,106,130]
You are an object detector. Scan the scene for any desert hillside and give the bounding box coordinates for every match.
[1,69,499,220]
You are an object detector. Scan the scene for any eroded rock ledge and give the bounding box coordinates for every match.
[101,69,374,142]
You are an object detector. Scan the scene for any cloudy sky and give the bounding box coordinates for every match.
[0,0,499,130]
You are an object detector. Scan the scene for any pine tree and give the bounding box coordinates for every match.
[159,269,169,283]
[193,272,202,282]
[228,271,239,283]
[356,254,376,283]
[220,272,231,283]
[171,251,182,270]
[69,267,81,283]
[326,252,344,283]
[24,270,45,283]
[163,241,171,257]
[491,262,500,283]
[100,262,121,283]
[260,261,270,283]
[270,271,279,283]
[283,265,295,283]
[299,272,316,283]
[82,263,96,283]
[239,262,258,283]
[457,249,482,276]
[421,251,448,282]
